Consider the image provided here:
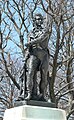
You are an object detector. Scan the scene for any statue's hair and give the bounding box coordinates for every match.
[33,13,43,20]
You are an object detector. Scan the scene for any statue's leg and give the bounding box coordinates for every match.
[32,72,37,96]
[40,70,48,99]
[25,55,40,100]
[39,55,49,100]
[19,78,23,96]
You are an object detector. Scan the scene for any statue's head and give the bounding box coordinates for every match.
[33,13,43,27]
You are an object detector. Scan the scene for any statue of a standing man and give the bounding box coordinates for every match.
[25,13,50,101]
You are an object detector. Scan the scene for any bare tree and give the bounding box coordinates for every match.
[41,0,74,119]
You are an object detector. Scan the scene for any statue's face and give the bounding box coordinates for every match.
[35,15,42,26]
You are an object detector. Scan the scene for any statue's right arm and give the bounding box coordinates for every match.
[25,28,49,47]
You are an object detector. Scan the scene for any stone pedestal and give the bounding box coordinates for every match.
[4,105,66,120]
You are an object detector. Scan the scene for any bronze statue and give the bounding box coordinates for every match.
[24,13,50,101]
[19,13,50,101]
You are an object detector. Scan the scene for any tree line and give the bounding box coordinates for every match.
[0,0,74,119]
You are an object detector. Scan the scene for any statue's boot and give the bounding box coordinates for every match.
[25,92,31,100]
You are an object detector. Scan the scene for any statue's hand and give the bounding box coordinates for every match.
[25,43,28,47]
[25,42,32,47]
